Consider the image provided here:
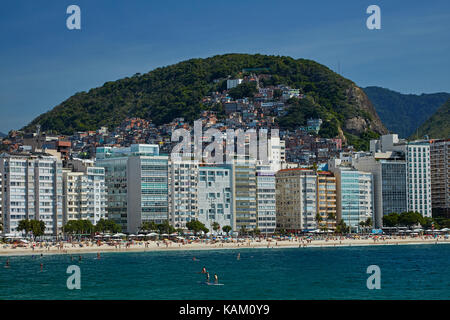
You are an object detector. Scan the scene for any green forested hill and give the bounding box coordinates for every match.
[414,99,450,139]
[363,86,450,138]
[23,54,387,147]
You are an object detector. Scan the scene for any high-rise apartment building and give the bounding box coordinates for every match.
[232,156,257,233]
[329,159,373,232]
[370,134,432,218]
[275,168,317,232]
[0,152,63,236]
[316,171,337,230]
[168,157,199,230]
[96,144,169,233]
[197,164,233,232]
[256,163,276,234]
[430,139,449,217]
[353,152,407,228]
[62,159,107,226]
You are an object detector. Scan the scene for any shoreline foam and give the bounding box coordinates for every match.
[1,238,448,257]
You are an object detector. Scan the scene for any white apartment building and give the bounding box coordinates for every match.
[256,163,276,234]
[168,157,199,230]
[0,152,63,236]
[62,160,107,226]
[197,164,233,233]
[267,135,285,173]
[227,78,243,89]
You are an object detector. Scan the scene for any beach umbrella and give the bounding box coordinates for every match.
[440,228,449,232]
[128,234,136,237]
[113,233,125,237]
[170,232,178,236]
[161,233,169,236]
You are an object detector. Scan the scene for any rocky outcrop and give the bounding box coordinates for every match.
[346,85,388,135]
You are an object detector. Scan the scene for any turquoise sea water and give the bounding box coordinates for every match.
[0,244,449,300]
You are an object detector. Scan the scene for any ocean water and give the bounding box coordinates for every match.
[0,244,449,300]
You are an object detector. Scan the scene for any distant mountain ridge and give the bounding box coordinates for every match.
[413,98,450,139]
[363,86,450,138]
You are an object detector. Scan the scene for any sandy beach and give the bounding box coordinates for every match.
[1,236,449,257]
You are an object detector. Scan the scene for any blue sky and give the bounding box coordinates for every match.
[0,0,449,133]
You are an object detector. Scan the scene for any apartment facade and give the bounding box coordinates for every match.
[168,158,199,230]
[371,134,432,218]
[96,144,169,233]
[0,152,63,236]
[430,139,449,217]
[276,168,317,232]
[256,163,276,234]
[405,142,432,217]
[329,160,373,232]
[316,171,337,230]
[62,163,107,226]
[353,153,407,228]
[197,164,233,232]
[232,156,257,233]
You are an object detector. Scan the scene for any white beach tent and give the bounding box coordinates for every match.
[147,232,159,237]
[113,233,126,237]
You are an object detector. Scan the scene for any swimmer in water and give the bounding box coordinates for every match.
[5,258,10,268]
[192,257,196,261]
[206,272,210,283]
[40,263,43,271]
[97,252,100,260]
[79,255,82,261]
[214,274,218,284]
[237,253,240,260]
[201,266,207,274]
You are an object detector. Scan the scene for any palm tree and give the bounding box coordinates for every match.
[315,213,323,229]
[211,222,220,234]
[222,225,232,236]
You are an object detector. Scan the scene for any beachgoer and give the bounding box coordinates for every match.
[237,253,240,260]
[206,272,210,282]
[214,274,218,284]
[201,266,207,274]
[5,258,10,268]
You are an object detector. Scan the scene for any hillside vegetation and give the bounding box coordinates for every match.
[23,54,387,148]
